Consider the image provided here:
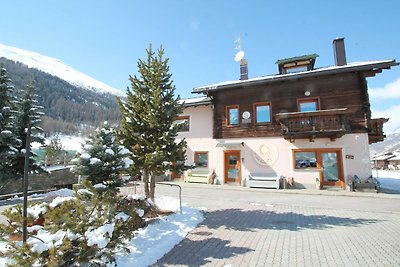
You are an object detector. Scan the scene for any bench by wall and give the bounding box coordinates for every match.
[247,173,280,189]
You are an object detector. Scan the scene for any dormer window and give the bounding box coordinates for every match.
[276,54,319,75]
[286,65,308,74]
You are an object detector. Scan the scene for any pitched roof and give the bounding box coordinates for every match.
[373,154,395,161]
[193,60,398,93]
[275,53,319,65]
[388,155,400,161]
[178,96,211,107]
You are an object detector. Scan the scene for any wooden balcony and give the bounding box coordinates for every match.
[368,118,388,144]
[275,108,349,142]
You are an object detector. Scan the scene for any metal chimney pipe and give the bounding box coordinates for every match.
[240,59,248,80]
[333,37,347,66]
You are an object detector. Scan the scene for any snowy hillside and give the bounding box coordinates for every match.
[370,132,400,155]
[0,43,123,97]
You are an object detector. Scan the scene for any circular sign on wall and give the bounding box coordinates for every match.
[252,142,279,166]
[242,111,251,119]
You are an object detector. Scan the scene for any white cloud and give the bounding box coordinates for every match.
[372,105,400,133]
[369,78,400,100]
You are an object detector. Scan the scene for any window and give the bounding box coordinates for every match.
[226,105,239,126]
[294,151,317,169]
[286,65,308,74]
[297,97,320,112]
[175,116,190,132]
[254,102,271,124]
[194,151,208,167]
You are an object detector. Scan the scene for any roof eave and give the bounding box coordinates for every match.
[193,60,398,94]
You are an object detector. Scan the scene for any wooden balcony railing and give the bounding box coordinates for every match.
[275,108,349,141]
[368,118,389,144]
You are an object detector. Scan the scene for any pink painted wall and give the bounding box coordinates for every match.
[177,105,217,171]
[177,105,213,139]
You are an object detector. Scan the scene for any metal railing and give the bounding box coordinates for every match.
[156,182,182,214]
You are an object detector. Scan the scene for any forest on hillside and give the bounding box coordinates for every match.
[0,58,121,135]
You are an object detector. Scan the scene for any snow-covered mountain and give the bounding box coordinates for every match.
[370,132,400,156]
[0,43,124,97]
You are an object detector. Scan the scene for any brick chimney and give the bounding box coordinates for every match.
[240,59,248,80]
[333,37,347,66]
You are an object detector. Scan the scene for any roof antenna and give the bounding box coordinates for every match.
[234,37,248,80]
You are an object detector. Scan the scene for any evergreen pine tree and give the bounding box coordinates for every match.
[72,122,128,189]
[11,82,45,176]
[44,135,65,165]
[0,65,20,185]
[118,45,188,200]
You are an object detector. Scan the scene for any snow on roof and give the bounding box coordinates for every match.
[193,60,398,93]
[178,96,211,107]
[373,154,395,161]
[388,155,400,161]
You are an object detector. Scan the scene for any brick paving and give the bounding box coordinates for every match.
[153,184,400,266]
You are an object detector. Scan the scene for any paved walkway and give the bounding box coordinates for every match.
[151,183,400,266]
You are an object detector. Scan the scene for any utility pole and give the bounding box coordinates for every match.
[22,123,31,243]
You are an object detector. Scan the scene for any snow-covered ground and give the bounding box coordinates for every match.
[0,190,204,267]
[373,170,400,192]
[32,134,85,151]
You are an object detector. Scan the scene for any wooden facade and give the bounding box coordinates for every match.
[187,44,398,189]
[205,70,390,143]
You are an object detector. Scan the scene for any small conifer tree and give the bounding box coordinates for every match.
[0,181,148,266]
[11,82,45,176]
[0,65,20,185]
[72,122,129,189]
[44,135,65,165]
[118,44,188,200]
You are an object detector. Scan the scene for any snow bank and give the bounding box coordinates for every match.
[115,205,203,267]
[49,196,75,208]
[374,170,400,192]
[29,188,74,200]
[154,196,181,213]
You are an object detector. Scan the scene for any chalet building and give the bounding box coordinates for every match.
[177,38,398,189]
[372,152,400,170]
[372,153,395,169]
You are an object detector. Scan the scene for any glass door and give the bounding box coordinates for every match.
[321,152,344,187]
[224,151,241,184]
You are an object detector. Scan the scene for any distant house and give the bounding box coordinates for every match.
[177,38,398,189]
[372,153,395,169]
[388,154,400,170]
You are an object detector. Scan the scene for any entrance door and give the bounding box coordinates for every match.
[321,151,344,188]
[224,150,241,184]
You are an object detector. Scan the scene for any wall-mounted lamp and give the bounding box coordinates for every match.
[304,90,311,96]
[290,137,295,143]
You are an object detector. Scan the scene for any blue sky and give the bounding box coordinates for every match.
[1,0,400,131]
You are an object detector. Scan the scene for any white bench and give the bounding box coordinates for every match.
[184,168,215,184]
[248,173,280,189]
